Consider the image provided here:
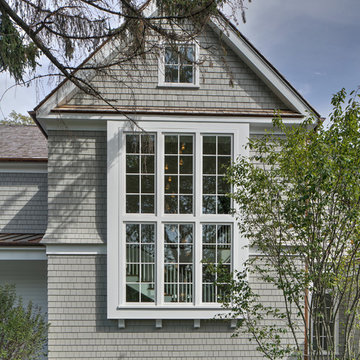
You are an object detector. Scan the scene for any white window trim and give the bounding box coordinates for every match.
[157,42,200,88]
[107,120,249,319]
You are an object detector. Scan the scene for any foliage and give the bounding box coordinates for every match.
[0,110,34,125]
[0,284,48,360]
[220,89,360,360]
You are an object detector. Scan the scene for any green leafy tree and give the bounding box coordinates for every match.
[0,110,34,125]
[0,284,48,360]
[219,89,360,360]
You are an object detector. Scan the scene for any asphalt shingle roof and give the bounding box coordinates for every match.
[0,125,48,160]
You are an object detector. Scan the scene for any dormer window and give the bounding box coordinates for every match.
[158,44,199,88]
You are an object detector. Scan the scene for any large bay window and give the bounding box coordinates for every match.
[108,120,249,319]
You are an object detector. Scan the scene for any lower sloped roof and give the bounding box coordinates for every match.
[0,233,44,246]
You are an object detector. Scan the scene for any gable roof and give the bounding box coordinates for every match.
[0,125,48,161]
[33,12,320,128]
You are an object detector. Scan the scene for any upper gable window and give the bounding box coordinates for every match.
[158,44,199,88]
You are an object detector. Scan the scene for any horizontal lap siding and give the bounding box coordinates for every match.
[0,172,47,233]
[67,27,287,112]
[44,131,106,244]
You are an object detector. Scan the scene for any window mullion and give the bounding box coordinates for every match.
[156,220,164,306]
[194,219,202,306]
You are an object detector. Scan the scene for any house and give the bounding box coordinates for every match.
[0,11,319,359]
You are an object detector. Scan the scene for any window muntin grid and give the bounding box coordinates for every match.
[164,45,195,84]
[164,223,194,303]
[202,224,232,303]
[126,223,156,303]
[126,134,155,214]
[202,135,232,214]
[164,135,193,214]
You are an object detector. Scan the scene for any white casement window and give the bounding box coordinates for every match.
[158,44,200,88]
[107,120,249,319]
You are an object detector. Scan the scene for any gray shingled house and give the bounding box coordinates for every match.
[0,13,320,359]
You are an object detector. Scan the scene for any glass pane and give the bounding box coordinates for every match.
[165,135,178,154]
[180,45,194,63]
[203,136,216,154]
[126,195,139,213]
[165,47,178,64]
[126,224,139,243]
[180,224,193,243]
[217,246,231,263]
[141,135,155,154]
[218,225,231,244]
[180,65,193,83]
[141,175,154,193]
[141,264,154,282]
[164,176,178,194]
[141,244,155,262]
[126,244,139,262]
[179,195,192,214]
[126,175,139,193]
[126,264,139,282]
[179,136,193,154]
[126,155,139,173]
[203,156,216,174]
[203,245,216,262]
[179,264,192,282]
[164,264,178,282]
[165,195,178,214]
[141,155,154,173]
[141,195,154,213]
[164,283,177,302]
[164,245,178,263]
[126,284,139,302]
[203,225,216,243]
[218,196,231,214]
[202,264,215,282]
[141,224,154,243]
[140,284,155,302]
[202,284,216,302]
[179,245,192,263]
[179,156,192,174]
[179,283,192,302]
[218,156,231,174]
[218,176,230,194]
[126,134,139,153]
[218,136,231,155]
[180,176,192,194]
[203,195,216,214]
[165,65,178,83]
[165,156,178,173]
[164,224,178,243]
[203,176,216,194]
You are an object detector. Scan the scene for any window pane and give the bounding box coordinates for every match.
[179,136,193,154]
[141,175,154,193]
[141,195,154,213]
[165,156,177,173]
[126,175,139,193]
[141,135,155,154]
[203,195,216,214]
[203,176,216,194]
[202,224,232,303]
[126,264,139,282]
[142,244,155,262]
[180,45,194,64]
[126,244,139,262]
[180,176,192,194]
[126,284,139,302]
[180,65,193,83]
[164,195,178,214]
[140,284,155,302]
[164,223,193,303]
[141,224,155,243]
[179,156,192,174]
[165,65,178,83]
[126,224,139,243]
[126,155,139,173]
[126,195,139,213]
[203,156,216,174]
[218,176,230,194]
[218,136,231,155]
[141,155,154,173]
[126,135,139,153]
[218,196,230,214]
[203,136,216,154]
[179,195,192,214]
[165,135,178,154]
[165,47,178,64]
[164,175,178,194]
[141,264,154,282]
[218,156,231,175]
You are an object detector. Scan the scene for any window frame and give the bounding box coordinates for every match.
[158,42,200,88]
[107,120,249,319]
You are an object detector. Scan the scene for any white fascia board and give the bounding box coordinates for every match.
[0,162,47,173]
[0,247,47,260]
[209,19,313,117]
[46,244,106,255]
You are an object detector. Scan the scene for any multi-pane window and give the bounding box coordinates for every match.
[164,45,195,84]
[202,224,232,302]
[202,135,232,214]
[126,134,155,213]
[164,224,193,303]
[164,135,193,214]
[126,223,155,303]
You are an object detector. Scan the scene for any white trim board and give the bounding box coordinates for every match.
[0,247,47,261]
[46,244,106,255]
[0,162,47,173]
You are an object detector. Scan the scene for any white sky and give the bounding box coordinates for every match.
[1,0,359,120]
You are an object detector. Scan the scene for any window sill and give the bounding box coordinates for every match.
[157,83,200,89]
